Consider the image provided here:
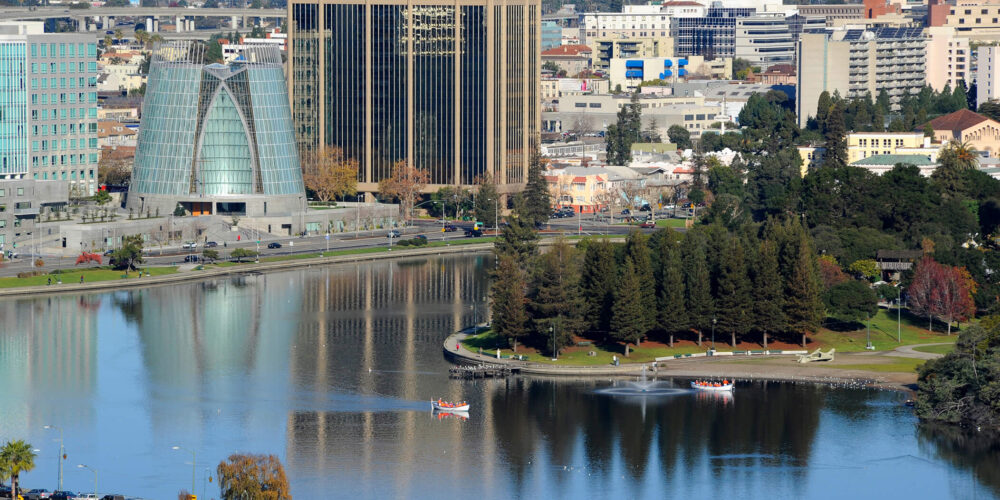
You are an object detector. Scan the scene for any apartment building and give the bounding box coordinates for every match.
[936,0,1000,41]
[607,56,732,90]
[978,45,1000,104]
[542,93,723,137]
[733,14,796,70]
[591,36,674,71]
[926,27,972,92]
[796,27,926,127]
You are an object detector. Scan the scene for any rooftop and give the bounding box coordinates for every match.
[927,109,993,133]
[852,154,936,166]
[542,44,593,57]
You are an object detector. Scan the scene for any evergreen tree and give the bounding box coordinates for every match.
[822,101,848,168]
[872,105,885,132]
[519,149,551,227]
[785,232,823,346]
[474,174,500,228]
[715,237,752,347]
[625,230,657,334]
[527,238,586,356]
[611,257,653,356]
[605,92,642,165]
[667,125,692,150]
[876,88,891,114]
[490,253,530,351]
[953,81,970,112]
[656,232,688,339]
[753,239,786,348]
[681,229,714,345]
[495,217,538,267]
[579,239,618,336]
[815,90,833,131]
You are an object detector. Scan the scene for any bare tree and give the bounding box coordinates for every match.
[377,160,430,221]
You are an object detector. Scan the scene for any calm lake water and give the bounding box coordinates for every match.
[1,254,998,499]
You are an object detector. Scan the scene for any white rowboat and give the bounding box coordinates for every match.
[432,399,470,412]
[690,381,734,392]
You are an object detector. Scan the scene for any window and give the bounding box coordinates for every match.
[589,103,601,108]
[574,102,587,107]
[16,188,23,196]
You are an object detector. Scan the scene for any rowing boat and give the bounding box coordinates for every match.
[432,399,470,412]
[690,381,734,392]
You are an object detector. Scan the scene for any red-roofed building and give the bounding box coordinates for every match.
[542,44,592,76]
[544,168,609,213]
[926,109,1000,157]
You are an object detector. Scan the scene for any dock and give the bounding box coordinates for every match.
[448,364,516,379]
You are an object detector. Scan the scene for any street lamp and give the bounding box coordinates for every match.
[172,445,196,495]
[77,464,98,498]
[711,318,717,350]
[43,425,64,490]
[897,286,903,343]
[549,325,555,360]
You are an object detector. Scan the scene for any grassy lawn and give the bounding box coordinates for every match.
[461,329,705,365]
[0,266,178,288]
[655,218,690,228]
[812,308,958,353]
[822,356,927,373]
[913,344,956,355]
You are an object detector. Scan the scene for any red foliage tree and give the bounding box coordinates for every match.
[908,256,976,334]
[75,252,102,266]
[908,256,943,331]
[817,254,849,290]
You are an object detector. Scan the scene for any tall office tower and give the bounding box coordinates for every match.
[288,0,541,194]
[128,42,305,217]
[0,22,88,251]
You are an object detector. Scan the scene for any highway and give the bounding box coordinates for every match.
[0,213,686,277]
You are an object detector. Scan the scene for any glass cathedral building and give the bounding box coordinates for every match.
[288,0,540,194]
[128,42,305,217]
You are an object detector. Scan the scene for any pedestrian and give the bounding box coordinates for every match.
[80,275,84,283]
[47,277,51,286]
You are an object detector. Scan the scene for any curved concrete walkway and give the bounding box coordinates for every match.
[890,343,951,360]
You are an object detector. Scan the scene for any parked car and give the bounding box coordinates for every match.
[443,224,458,232]
[464,229,483,237]
[204,241,218,248]
[639,204,651,212]
[182,241,198,249]
[640,221,656,228]
[183,255,200,263]
[49,492,77,500]
[267,242,282,249]
[25,489,51,499]
[414,234,428,241]
[621,209,631,215]
[99,495,124,500]
[387,230,401,238]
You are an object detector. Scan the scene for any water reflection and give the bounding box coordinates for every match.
[1,254,999,499]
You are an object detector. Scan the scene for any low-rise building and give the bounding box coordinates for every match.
[544,167,611,213]
[592,36,674,71]
[927,109,1000,157]
[542,44,593,76]
[541,77,610,100]
[542,93,723,138]
[851,154,938,175]
[607,56,731,91]
[98,120,137,148]
[745,63,796,85]
[847,132,941,162]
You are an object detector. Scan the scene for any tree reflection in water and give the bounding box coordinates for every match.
[918,423,1000,497]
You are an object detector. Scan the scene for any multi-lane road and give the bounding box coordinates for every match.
[0,213,685,277]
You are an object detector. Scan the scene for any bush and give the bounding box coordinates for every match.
[34,259,44,267]
[17,271,44,279]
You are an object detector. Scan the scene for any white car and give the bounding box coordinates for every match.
[182,241,198,249]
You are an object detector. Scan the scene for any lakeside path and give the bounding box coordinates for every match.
[444,331,934,390]
[0,243,495,298]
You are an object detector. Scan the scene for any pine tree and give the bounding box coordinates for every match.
[519,149,551,227]
[611,257,652,356]
[815,90,833,131]
[822,101,848,168]
[495,217,538,267]
[753,239,786,349]
[625,229,656,341]
[474,174,500,228]
[527,238,586,356]
[876,88,891,114]
[715,238,752,347]
[681,230,714,345]
[656,232,687,342]
[605,92,643,165]
[491,253,530,351]
[785,233,823,347]
[579,239,618,336]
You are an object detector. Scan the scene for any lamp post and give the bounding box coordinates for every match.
[711,318,717,350]
[356,194,362,238]
[866,313,874,350]
[172,445,196,495]
[77,464,98,498]
[549,325,555,359]
[897,286,903,343]
[43,425,64,491]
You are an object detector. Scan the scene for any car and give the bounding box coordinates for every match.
[663,204,676,210]
[50,492,77,500]
[182,241,198,249]
[464,229,483,237]
[640,221,656,228]
[103,249,114,256]
[25,489,51,499]
[621,209,631,215]
[183,255,200,263]
[414,234,428,240]
[204,241,218,248]
[99,495,124,500]
[443,224,458,232]
[267,242,282,249]
[639,204,651,212]
[387,230,401,238]
[76,495,99,500]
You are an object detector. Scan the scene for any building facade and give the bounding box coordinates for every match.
[979,45,1000,105]
[541,20,562,50]
[543,93,722,137]
[733,14,795,70]
[672,7,755,59]
[127,42,305,217]
[926,27,971,93]
[591,36,674,70]
[607,56,731,90]
[796,27,926,127]
[927,108,1000,157]
[288,0,540,194]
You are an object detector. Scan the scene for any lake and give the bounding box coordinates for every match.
[0,254,997,499]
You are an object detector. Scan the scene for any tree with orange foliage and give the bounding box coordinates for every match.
[378,160,430,221]
[216,453,291,500]
[910,256,976,334]
[816,254,848,290]
[75,252,103,266]
[301,147,359,203]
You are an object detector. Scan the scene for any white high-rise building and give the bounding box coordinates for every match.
[978,46,1000,106]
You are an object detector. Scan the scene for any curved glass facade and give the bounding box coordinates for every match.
[131,42,304,199]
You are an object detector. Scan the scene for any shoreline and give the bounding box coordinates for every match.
[444,331,920,392]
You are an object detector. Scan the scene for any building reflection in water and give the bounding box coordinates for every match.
[0,295,99,437]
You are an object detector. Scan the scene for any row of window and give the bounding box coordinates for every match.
[31,78,98,91]
[30,61,96,75]
[32,123,97,136]
[857,138,906,147]
[0,188,25,197]
[31,93,93,106]
[958,18,1000,24]
[31,155,98,170]
[30,42,96,59]
[30,107,97,120]
[31,138,98,152]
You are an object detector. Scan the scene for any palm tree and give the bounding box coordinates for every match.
[0,440,37,498]
[114,28,124,40]
[948,140,979,169]
[103,34,113,49]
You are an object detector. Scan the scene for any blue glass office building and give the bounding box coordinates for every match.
[128,42,305,216]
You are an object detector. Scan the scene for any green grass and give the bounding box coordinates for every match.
[813,308,958,353]
[260,252,322,262]
[0,266,178,288]
[823,356,926,373]
[913,344,956,355]
[655,218,690,228]
[460,329,706,365]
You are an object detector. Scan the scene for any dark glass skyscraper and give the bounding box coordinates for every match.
[288,0,540,194]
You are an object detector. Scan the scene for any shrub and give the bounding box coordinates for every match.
[34,259,44,267]
[17,271,44,279]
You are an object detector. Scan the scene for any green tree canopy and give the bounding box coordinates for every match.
[824,279,878,324]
